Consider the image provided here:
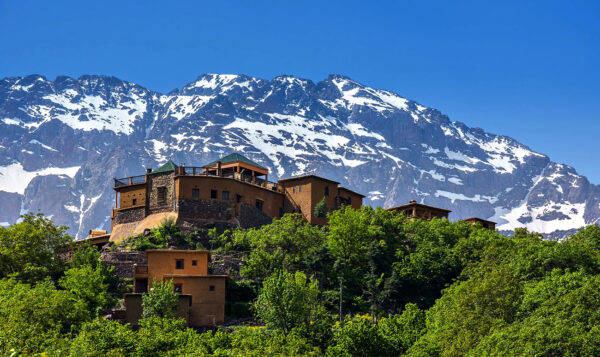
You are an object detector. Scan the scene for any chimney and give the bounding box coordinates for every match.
[409,199,417,203]
[217,161,222,177]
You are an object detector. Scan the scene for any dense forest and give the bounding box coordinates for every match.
[1,208,600,356]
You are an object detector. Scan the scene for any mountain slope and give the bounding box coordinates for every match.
[0,73,598,239]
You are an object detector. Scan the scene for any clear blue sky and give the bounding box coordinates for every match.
[1,1,599,183]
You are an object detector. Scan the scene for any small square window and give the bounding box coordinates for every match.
[192,260,197,266]
[175,259,184,269]
[255,199,264,211]
[192,188,199,198]
[174,283,183,294]
[209,285,215,292]
[222,191,229,200]
[210,189,217,199]
[132,198,137,205]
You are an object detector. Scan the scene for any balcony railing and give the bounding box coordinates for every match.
[114,167,280,191]
[114,175,146,187]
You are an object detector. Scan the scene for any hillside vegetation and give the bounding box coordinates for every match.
[1,209,599,356]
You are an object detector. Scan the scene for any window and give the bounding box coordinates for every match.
[279,207,284,218]
[292,187,295,193]
[175,259,184,269]
[348,196,352,204]
[157,187,167,204]
[222,191,229,200]
[255,199,264,211]
[210,189,217,199]
[174,284,183,294]
[299,185,302,192]
[209,285,215,292]
[192,260,197,266]
[132,198,137,205]
[324,186,329,196]
[236,194,242,203]
[192,188,199,198]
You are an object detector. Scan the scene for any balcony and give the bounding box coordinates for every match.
[114,175,146,187]
[178,166,279,191]
[133,264,148,277]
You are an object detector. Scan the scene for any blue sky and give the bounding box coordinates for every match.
[1,1,599,182]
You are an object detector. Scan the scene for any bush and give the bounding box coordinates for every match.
[255,270,322,334]
[0,213,72,284]
[142,279,179,319]
[70,318,136,357]
[0,279,89,355]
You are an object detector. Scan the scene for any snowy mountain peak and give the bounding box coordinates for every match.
[0,73,597,239]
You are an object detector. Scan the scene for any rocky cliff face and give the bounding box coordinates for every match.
[0,73,598,239]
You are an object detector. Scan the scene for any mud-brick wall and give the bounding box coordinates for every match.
[114,206,146,224]
[239,203,273,228]
[178,199,234,221]
[148,172,175,214]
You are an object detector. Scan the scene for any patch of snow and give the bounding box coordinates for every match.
[147,140,167,162]
[448,177,463,185]
[64,205,79,213]
[38,89,148,134]
[29,139,58,152]
[421,144,440,154]
[435,190,498,204]
[346,123,385,141]
[0,162,80,194]
[444,147,481,165]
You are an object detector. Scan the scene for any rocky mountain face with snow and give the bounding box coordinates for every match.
[1,73,598,239]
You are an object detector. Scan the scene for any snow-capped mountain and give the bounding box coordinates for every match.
[0,73,598,239]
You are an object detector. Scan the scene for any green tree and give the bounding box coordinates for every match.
[59,264,115,318]
[326,315,386,357]
[236,214,327,280]
[70,318,136,357]
[408,266,522,356]
[472,269,600,356]
[568,224,600,250]
[255,270,322,335]
[314,197,328,218]
[142,278,179,319]
[0,279,89,355]
[0,213,72,283]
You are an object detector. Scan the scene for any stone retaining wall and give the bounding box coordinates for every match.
[114,206,146,225]
[101,251,147,279]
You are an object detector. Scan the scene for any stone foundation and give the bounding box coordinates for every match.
[101,251,147,279]
[178,199,234,221]
[114,206,146,225]
[239,203,273,228]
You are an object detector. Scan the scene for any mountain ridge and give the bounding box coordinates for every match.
[0,73,598,239]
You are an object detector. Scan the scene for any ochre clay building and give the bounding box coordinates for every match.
[388,200,452,220]
[461,217,496,230]
[125,249,227,327]
[110,153,364,242]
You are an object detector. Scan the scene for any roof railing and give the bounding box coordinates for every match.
[114,175,146,187]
